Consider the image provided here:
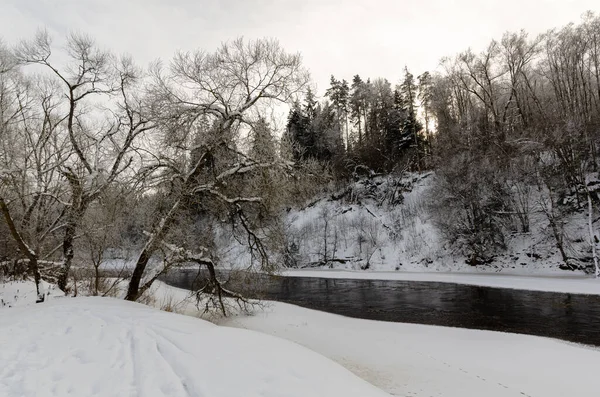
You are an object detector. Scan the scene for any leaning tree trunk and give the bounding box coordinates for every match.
[125,146,216,301]
[125,198,182,301]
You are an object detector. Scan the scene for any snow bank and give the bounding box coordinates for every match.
[0,297,388,397]
[283,269,600,295]
[221,301,600,397]
[0,280,59,308]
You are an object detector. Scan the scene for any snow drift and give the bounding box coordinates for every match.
[0,297,388,397]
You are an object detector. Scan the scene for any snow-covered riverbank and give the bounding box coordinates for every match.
[151,281,600,396]
[0,295,388,397]
[283,269,600,295]
[3,280,600,397]
[221,300,600,397]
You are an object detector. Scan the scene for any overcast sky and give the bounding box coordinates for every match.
[2,0,599,96]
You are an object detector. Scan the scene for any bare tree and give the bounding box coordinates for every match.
[585,176,600,277]
[77,185,131,296]
[14,31,154,292]
[124,38,309,304]
[430,14,600,272]
[0,41,69,300]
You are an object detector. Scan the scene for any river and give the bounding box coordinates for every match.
[160,270,600,346]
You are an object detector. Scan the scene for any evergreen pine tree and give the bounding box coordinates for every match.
[285,101,310,161]
[399,67,423,170]
[418,71,433,156]
[250,116,277,162]
[350,75,365,145]
[303,87,318,122]
[325,76,349,150]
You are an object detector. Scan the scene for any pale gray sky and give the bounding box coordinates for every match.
[2,0,599,95]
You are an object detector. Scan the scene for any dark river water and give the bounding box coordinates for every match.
[161,270,600,347]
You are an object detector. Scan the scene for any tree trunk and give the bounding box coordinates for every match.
[57,220,76,292]
[94,265,100,296]
[587,190,600,277]
[204,259,226,316]
[58,173,87,293]
[357,110,362,146]
[125,248,153,301]
[57,203,87,293]
[31,257,43,302]
[345,114,350,151]
[543,191,572,268]
[125,198,182,301]
[0,197,42,300]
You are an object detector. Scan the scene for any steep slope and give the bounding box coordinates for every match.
[284,172,594,275]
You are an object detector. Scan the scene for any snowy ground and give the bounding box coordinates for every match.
[3,280,600,396]
[0,280,59,308]
[0,296,388,397]
[147,281,600,397]
[221,301,600,397]
[283,269,600,295]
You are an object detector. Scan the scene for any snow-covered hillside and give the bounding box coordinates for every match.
[284,172,596,275]
[285,173,439,271]
[0,296,388,397]
[93,172,599,278]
